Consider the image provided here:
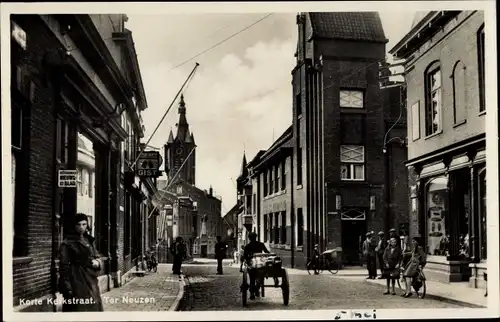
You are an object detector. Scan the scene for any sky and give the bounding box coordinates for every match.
[125,11,417,214]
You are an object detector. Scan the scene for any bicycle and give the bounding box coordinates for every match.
[145,250,158,273]
[306,250,340,275]
[397,266,426,299]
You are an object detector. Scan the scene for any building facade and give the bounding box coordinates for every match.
[291,12,409,266]
[10,14,155,311]
[390,11,487,287]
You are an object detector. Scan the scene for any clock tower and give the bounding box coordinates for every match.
[164,94,196,185]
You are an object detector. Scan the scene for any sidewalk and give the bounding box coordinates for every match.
[101,264,184,311]
[330,269,487,308]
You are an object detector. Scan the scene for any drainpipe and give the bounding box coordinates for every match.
[290,149,295,268]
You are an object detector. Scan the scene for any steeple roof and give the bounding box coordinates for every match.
[190,133,195,144]
[175,94,191,142]
[167,129,174,144]
[240,152,248,178]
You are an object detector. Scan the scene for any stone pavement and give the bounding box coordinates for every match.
[328,268,487,308]
[101,264,183,311]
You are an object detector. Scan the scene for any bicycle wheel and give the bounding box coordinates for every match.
[306,261,314,275]
[327,259,339,274]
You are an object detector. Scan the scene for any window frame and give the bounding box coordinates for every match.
[424,62,443,137]
[297,208,304,246]
[297,147,303,185]
[340,145,365,181]
[411,101,421,141]
[281,160,286,191]
[477,25,486,113]
[339,89,365,109]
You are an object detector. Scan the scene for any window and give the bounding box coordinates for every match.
[275,164,280,193]
[77,168,83,195]
[274,213,279,244]
[263,214,268,242]
[281,211,287,244]
[452,60,467,124]
[89,172,93,198]
[281,160,286,190]
[269,169,273,195]
[252,194,256,214]
[263,171,268,196]
[297,148,303,185]
[296,92,302,116]
[176,185,182,195]
[269,213,274,243]
[411,101,421,141]
[81,168,88,196]
[425,62,442,136]
[297,208,303,246]
[340,145,365,181]
[340,89,364,108]
[477,25,485,112]
[425,176,449,256]
[478,168,487,259]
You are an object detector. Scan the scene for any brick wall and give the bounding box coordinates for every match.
[12,16,58,308]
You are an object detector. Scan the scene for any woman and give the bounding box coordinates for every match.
[59,213,104,311]
[382,237,403,295]
[401,236,426,298]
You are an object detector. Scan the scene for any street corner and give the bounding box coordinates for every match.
[169,274,186,311]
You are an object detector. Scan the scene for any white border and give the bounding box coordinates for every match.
[1,1,498,321]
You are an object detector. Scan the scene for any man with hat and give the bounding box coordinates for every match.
[362,231,377,279]
[243,232,270,300]
[375,231,386,279]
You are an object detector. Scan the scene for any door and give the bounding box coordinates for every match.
[341,210,367,265]
[201,245,208,258]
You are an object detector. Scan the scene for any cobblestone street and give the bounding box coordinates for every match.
[102,264,181,311]
[178,261,463,311]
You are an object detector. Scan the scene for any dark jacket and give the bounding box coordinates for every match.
[243,241,269,260]
[383,245,403,268]
[58,234,104,312]
[215,241,227,259]
[362,238,376,258]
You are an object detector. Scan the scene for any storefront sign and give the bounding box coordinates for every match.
[12,22,26,50]
[58,170,77,187]
[136,151,163,178]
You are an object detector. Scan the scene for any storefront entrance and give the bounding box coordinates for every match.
[201,245,208,257]
[341,209,367,266]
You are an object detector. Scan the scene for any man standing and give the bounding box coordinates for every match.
[362,231,377,279]
[312,244,321,275]
[214,236,227,275]
[171,237,186,275]
[376,231,386,279]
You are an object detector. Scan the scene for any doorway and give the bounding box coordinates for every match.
[341,217,366,265]
[201,245,208,258]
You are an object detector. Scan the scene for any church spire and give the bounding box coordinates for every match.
[176,94,190,142]
[167,128,174,144]
[240,152,248,178]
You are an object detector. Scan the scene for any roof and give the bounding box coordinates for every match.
[411,11,432,29]
[253,125,293,169]
[309,12,387,43]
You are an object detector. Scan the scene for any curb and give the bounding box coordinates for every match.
[168,274,186,311]
[362,279,486,308]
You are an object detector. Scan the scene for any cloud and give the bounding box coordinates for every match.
[135,27,295,212]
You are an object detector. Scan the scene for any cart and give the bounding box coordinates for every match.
[240,253,290,306]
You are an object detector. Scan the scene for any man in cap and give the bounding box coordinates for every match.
[312,244,321,275]
[362,231,377,279]
[375,231,386,279]
[243,232,270,300]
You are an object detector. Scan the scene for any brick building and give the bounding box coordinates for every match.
[160,95,223,258]
[10,14,157,312]
[291,12,409,266]
[390,11,487,287]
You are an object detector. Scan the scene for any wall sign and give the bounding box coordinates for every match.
[58,170,77,187]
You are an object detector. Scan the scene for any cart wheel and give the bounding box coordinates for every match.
[153,263,158,273]
[281,269,290,306]
[241,272,248,306]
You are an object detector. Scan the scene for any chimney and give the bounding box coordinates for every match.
[209,186,213,196]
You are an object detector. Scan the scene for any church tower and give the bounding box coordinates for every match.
[164,94,196,185]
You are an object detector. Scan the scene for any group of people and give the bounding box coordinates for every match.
[362,228,427,297]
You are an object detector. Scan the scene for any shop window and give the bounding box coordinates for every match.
[425,61,442,136]
[297,208,304,246]
[425,176,449,256]
[281,211,287,244]
[478,168,487,260]
[477,25,485,113]
[340,145,365,181]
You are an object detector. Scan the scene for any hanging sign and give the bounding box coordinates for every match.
[136,151,163,177]
[58,170,77,187]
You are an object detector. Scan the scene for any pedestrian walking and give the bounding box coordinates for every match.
[382,237,403,295]
[58,213,104,312]
[376,231,385,279]
[171,237,186,275]
[402,236,426,298]
[214,236,227,275]
[362,231,377,279]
